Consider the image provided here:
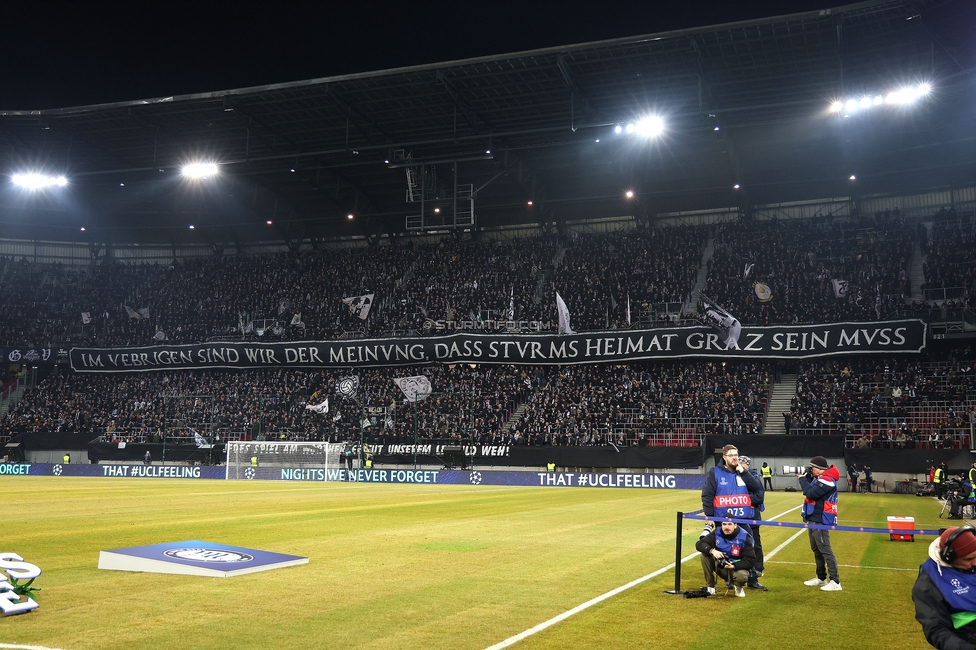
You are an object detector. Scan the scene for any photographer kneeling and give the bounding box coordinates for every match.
[696,516,756,597]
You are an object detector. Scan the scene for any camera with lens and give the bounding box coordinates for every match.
[945,478,961,494]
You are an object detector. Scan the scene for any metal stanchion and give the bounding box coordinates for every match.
[664,511,685,595]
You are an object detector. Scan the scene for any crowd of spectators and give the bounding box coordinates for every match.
[922,219,976,310]
[553,227,704,330]
[1,360,769,447]
[509,361,770,445]
[703,213,913,325]
[786,352,976,447]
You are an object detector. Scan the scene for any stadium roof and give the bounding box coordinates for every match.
[0,0,972,246]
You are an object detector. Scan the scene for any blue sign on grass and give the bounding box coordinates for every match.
[98,540,308,577]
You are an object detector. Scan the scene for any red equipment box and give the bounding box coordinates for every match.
[888,516,915,542]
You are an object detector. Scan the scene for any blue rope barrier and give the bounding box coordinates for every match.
[683,513,940,536]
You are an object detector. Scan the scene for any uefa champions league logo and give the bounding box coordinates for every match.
[163,548,254,563]
[469,471,482,485]
[244,467,256,480]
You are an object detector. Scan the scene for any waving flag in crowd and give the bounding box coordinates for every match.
[342,294,374,320]
[700,295,741,349]
[125,306,142,320]
[81,312,91,324]
[555,292,575,335]
[832,279,849,299]
[394,375,432,403]
[305,397,330,414]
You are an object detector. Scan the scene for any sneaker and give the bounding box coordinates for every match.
[704,586,716,595]
[804,578,828,586]
[820,580,843,592]
[747,582,768,591]
[734,586,746,598]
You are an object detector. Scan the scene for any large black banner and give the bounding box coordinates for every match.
[69,319,926,373]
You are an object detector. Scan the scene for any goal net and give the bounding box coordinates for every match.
[224,441,343,480]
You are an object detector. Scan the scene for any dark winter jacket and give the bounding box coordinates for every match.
[700,459,763,517]
[799,465,841,524]
[695,526,757,572]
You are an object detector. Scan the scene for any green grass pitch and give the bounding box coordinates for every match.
[0,476,943,649]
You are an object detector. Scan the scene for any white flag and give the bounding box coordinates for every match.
[700,295,741,349]
[305,397,330,414]
[555,292,575,335]
[743,263,754,280]
[626,294,631,326]
[125,305,142,320]
[831,279,849,299]
[342,294,374,320]
[153,328,167,341]
[278,299,290,315]
[508,286,515,321]
[81,312,91,325]
[192,429,210,448]
[291,312,304,327]
[137,307,150,319]
[394,376,433,403]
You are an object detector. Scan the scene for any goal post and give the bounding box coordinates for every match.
[225,441,343,480]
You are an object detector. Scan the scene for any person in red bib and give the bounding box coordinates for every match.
[799,455,842,592]
[914,525,976,649]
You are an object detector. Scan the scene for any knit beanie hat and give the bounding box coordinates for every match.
[738,455,752,467]
[810,456,829,470]
[941,527,976,560]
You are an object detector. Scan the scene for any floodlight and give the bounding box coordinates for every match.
[189,225,195,229]
[80,227,86,232]
[625,190,635,199]
[634,116,664,137]
[845,99,859,112]
[347,214,354,220]
[829,101,843,113]
[873,95,883,105]
[614,125,623,134]
[266,220,273,225]
[859,96,872,109]
[733,184,740,189]
[917,83,931,96]
[527,200,533,206]
[595,139,600,142]
[181,162,219,179]
[434,208,440,213]
[625,123,635,134]
[849,175,856,181]
[714,125,721,131]
[12,173,68,190]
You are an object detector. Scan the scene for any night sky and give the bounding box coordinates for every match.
[2,1,843,110]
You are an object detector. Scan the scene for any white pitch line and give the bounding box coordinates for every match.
[484,505,801,650]
[0,644,69,650]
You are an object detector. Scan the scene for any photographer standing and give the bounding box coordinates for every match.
[799,456,842,592]
[696,516,757,597]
